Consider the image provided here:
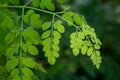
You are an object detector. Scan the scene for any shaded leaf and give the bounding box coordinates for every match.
[32,0,40,7]
[22,58,36,68]
[6,57,18,71]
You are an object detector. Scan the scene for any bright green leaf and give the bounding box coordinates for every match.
[53,38,60,45]
[73,48,79,56]
[52,44,60,51]
[87,47,93,56]
[28,45,38,55]
[53,31,61,39]
[56,25,65,33]
[26,10,35,16]
[81,44,88,55]
[42,38,51,46]
[41,30,51,39]
[42,21,51,30]
[48,56,56,65]
[53,51,59,58]
[73,13,83,25]
[45,2,55,11]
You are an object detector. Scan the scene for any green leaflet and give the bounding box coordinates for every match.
[5,33,15,44]
[53,38,60,45]
[10,68,19,78]
[22,67,34,77]
[40,1,45,9]
[41,30,51,39]
[6,47,15,58]
[42,21,51,30]
[53,31,61,39]
[45,2,55,11]
[73,13,83,25]
[22,43,27,53]
[81,44,88,55]
[39,0,55,11]
[22,27,40,44]
[87,47,93,56]
[26,10,35,16]
[6,57,18,71]
[30,14,42,28]
[62,11,74,26]
[28,45,38,55]
[48,56,56,65]
[42,38,51,46]
[57,0,65,4]
[56,25,65,33]
[52,44,60,51]
[23,15,29,24]
[73,48,79,56]
[32,0,40,7]
[22,58,36,68]
[53,51,59,58]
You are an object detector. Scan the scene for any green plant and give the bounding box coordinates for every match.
[0,0,102,80]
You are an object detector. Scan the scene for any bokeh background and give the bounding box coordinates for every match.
[38,0,120,80]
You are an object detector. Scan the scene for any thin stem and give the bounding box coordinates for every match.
[24,0,32,6]
[50,14,55,50]
[0,5,23,8]
[24,6,54,15]
[19,6,25,80]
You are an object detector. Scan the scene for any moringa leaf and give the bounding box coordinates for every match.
[41,30,51,39]
[5,33,15,44]
[6,57,18,71]
[42,21,51,30]
[22,58,36,68]
[81,44,88,55]
[48,56,56,65]
[32,0,40,7]
[45,2,55,11]
[28,45,38,55]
